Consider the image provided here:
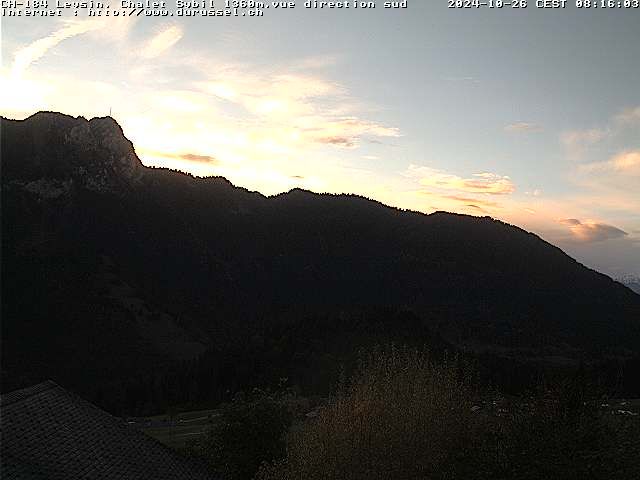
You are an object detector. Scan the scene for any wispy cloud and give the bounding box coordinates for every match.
[1,17,139,116]
[561,106,640,229]
[562,129,609,145]
[401,165,515,217]
[442,76,480,85]
[408,165,515,195]
[559,218,582,226]
[8,17,138,79]
[611,150,640,172]
[200,72,342,118]
[504,122,542,133]
[139,149,218,164]
[181,153,216,163]
[558,218,628,243]
[141,25,183,58]
[580,150,640,175]
[2,18,401,175]
[295,54,342,70]
[437,194,500,209]
[11,20,99,77]
[561,128,610,158]
[561,104,640,160]
[316,136,357,148]
[197,68,400,151]
[303,117,400,149]
[615,106,640,125]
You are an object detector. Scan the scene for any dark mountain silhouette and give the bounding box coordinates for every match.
[3,112,640,411]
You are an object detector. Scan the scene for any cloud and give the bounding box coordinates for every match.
[408,165,515,195]
[465,204,490,214]
[610,150,640,172]
[197,69,399,150]
[141,25,183,58]
[317,136,357,148]
[207,83,238,101]
[562,129,609,145]
[296,54,342,70]
[579,150,640,176]
[615,106,640,125]
[437,194,500,209]
[139,149,218,164]
[8,17,138,79]
[504,122,542,133]
[1,24,401,196]
[180,153,217,163]
[303,118,400,149]
[404,165,515,216]
[200,72,342,118]
[561,105,640,160]
[559,218,628,243]
[562,108,639,221]
[11,20,100,77]
[1,18,137,117]
[561,128,610,156]
[559,218,581,226]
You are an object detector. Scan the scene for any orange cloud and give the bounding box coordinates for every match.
[558,218,628,243]
[408,165,515,195]
[611,151,640,172]
[138,149,218,164]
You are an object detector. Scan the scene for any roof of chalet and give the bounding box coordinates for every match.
[0,381,216,480]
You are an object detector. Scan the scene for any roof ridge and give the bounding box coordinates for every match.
[1,381,218,479]
[0,380,60,407]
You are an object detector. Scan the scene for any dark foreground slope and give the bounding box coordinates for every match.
[2,112,640,409]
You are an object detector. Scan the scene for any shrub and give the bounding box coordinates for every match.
[256,345,640,480]
[257,345,481,480]
[200,390,292,480]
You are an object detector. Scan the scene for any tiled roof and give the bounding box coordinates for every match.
[1,381,216,479]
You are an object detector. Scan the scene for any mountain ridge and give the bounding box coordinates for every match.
[5,111,629,289]
[3,111,640,410]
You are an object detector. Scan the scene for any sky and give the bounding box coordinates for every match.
[1,3,639,278]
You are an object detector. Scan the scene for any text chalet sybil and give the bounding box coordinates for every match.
[120,0,167,7]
